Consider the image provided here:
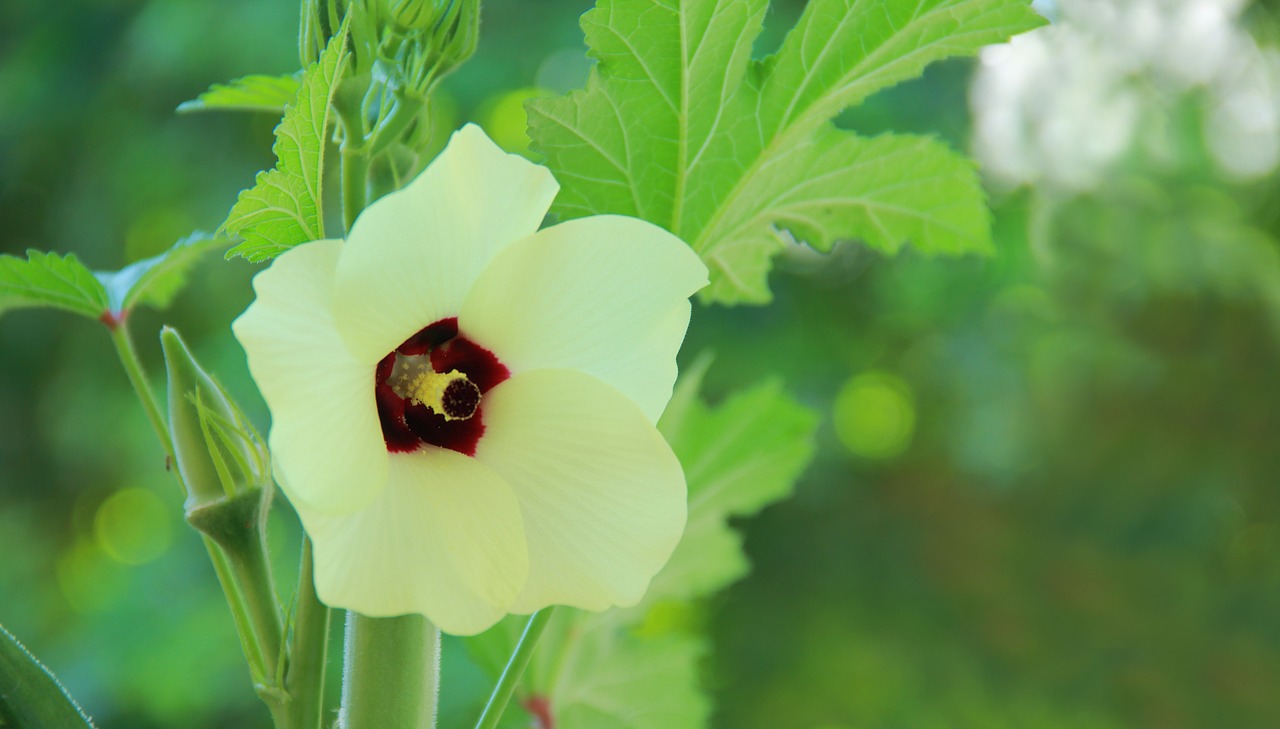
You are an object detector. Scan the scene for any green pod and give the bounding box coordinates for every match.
[161,326,267,513]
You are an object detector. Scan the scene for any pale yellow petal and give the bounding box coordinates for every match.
[297,449,529,635]
[232,240,387,514]
[476,369,686,613]
[332,124,560,361]
[459,215,707,423]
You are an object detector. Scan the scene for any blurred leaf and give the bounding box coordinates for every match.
[95,232,224,316]
[223,23,349,262]
[650,377,819,603]
[543,620,709,729]
[177,74,301,115]
[0,250,110,321]
[529,0,1043,304]
[0,623,97,728]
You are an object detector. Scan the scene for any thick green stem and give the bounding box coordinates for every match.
[203,533,268,672]
[282,539,332,729]
[341,613,440,729]
[229,532,285,691]
[108,321,173,459]
[474,608,556,729]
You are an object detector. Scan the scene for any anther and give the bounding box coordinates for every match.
[408,369,480,421]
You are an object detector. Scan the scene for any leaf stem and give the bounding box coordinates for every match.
[107,320,173,459]
[474,608,556,729]
[340,613,440,729]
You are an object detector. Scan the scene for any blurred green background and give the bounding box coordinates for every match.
[4,0,1280,727]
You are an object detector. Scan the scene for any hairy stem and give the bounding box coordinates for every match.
[281,539,332,729]
[340,613,440,729]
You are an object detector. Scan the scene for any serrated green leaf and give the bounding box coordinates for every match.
[756,0,1050,140]
[0,250,110,321]
[94,232,224,316]
[223,25,349,262]
[177,74,301,115]
[529,0,1044,304]
[0,623,97,728]
[650,378,819,603]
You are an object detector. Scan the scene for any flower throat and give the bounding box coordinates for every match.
[374,317,508,456]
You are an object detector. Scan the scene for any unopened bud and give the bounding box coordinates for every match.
[385,0,442,32]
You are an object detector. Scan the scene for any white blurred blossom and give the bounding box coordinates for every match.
[972,0,1280,189]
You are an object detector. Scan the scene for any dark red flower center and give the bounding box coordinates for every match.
[375,317,508,456]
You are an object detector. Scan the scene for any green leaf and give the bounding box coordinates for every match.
[543,620,709,729]
[177,74,301,115]
[223,24,350,262]
[0,623,97,728]
[650,377,819,603]
[528,0,1045,304]
[470,612,708,729]
[0,250,110,321]
[95,232,224,316]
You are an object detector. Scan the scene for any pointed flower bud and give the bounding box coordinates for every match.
[432,0,478,72]
[384,0,442,32]
[162,327,269,513]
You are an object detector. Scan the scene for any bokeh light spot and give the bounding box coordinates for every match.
[93,487,173,565]
[478,87,553,154]
[57,537,128,613]
[834,372,916,460]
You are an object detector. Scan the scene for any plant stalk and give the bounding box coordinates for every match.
[342,147,369,234]
[474,608,556,729]
[281,539,332,729]
[340,613,440,729]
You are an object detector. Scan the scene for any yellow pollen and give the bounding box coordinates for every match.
[408,369,477,421]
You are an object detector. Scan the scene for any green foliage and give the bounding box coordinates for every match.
[177,74,301,115]
[96,233,224,316]
[528,0,1045,304]
[0,623,96,729]
[223,25,350,262]
[647,372,820,604]
[466,371,818,728]
[539,618,709,729]
[0,250,110,321]
[0,234,221,324]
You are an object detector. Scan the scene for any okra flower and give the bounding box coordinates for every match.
[233,125,707,635]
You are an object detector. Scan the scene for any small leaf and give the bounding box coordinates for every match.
[95,232,224,316]
[0,250,110,321]
[0,623,97,728]
[223,24,350,262]
[529,0,1045,304]
[177,74,301,115]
